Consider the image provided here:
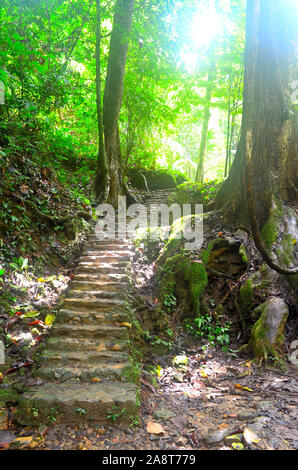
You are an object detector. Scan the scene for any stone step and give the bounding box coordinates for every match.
[56,308,127,325]
[67,289,126,299]
[81,249,134,256]
[71,280,129,291]
[84,241,133,248]
[76,265,129,274]
[40,349,129,366]
[23,381,138,424]
[78,254,132,263]
[34,362,128,382]
[82,246,133,251]
[46,337,129,352]
[63,297,126,310]
[87,236,132,243]
[87,236,135,243]
[50,323,129,340]
[87,238,136,244]
[73,273,130,282]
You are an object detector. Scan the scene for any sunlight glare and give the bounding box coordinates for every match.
[191,7,222,48]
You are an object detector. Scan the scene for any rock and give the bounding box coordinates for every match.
[203,428,232,445]
[267,437,281,449]
[251,415,271,428]
[292,440,298,450]
[173,355,188,367]
[243,427,261,447]
[249,297,289,362]
[237,409,257,421]
[170,415,189,430]
[255,400,275,411]
[173,372,184,383]
[0,430,15,449]
[9,436,41,449]
[153,407,176,421]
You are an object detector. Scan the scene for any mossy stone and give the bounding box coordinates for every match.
[0,388,21,406]
[260,200,283,249]
[249,297,289,363]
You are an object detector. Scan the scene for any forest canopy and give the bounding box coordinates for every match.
[0,0,246,183]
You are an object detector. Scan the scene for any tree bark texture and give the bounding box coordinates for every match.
[102,0,135,207]
[215,0,297,228]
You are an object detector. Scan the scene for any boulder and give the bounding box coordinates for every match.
[249,297,289,363]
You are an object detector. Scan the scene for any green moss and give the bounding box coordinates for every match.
[0,388,21,405]
[200,242,214,266]
[249,299,289,365]
[158,250,209,318]
[239,243,249,264]
[156,214,204,266]
[239,279,255,308]
[260,202,283,249]
[259,263,269,276]
[168,180,222,207]
[178,259,208,316]
[277,233,296,266]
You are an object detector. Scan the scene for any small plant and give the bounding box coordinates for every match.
[106,406,126,422]
[184,313,231,347]
[163,292,177,312]
[47,406,59,423]
[129,416,140,428]
[9,256,28,272]
[76,407,87,415]
[32,407,39,418]
[150,335,173,350]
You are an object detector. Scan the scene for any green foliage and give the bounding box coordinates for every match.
[9,257,28,272]
[106,406,126,422]
[0,0,245,182]
[169,179,223,206]
[184,313,231,347]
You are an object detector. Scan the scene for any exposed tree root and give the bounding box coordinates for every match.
[246,130,298,276]
[21,198,93,226]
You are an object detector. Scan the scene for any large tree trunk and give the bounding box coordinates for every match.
[215,0,297,230]
[101,0,134,207]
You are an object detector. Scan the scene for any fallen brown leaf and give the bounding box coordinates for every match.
[146,421,164,435]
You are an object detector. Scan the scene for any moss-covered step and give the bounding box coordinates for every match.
[20,381,139,425]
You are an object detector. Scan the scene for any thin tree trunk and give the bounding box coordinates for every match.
[95,0,109,202]
[224,76,232,178]
[19,0,24,103]
[102,0,135,207]
[195,64,215,183]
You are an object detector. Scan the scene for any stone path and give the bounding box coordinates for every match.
[23,189,174,425]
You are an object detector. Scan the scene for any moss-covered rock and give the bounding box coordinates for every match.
[156,214,204,266]
[249,296,289,364]
[260,200,283,249]
[0,387,21,406]
[157,244,210,320]
[127,168,186,191]
[239,280,255,309]
[168,180,222,208]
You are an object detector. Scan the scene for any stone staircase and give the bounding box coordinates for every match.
[22,189,175,425]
